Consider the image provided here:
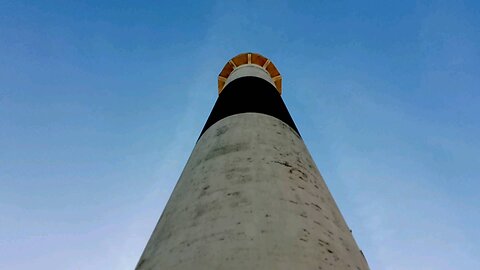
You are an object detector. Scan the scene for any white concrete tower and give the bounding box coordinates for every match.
[136,53,370,270]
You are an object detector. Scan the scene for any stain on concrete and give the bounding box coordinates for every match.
[216,126,229,136]
[204,142,249,161]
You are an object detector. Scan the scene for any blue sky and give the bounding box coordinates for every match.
[1,0,479,269]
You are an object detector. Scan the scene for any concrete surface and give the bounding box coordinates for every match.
[136,113,370,270]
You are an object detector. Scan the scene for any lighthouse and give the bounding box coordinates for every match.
[136,53,370,270]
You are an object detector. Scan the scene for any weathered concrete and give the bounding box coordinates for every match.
[136,113,369,270]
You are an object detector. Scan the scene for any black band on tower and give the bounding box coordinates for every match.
[199,76,300,139]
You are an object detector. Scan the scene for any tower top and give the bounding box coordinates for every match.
[218,52,282,95]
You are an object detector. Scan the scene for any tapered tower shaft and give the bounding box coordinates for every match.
[136,53,369,270]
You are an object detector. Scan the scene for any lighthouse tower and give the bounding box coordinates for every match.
[136,53,370,270]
